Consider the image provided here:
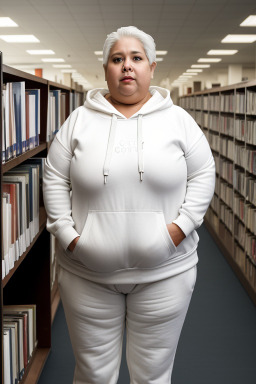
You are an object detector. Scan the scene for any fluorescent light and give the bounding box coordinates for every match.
[53,64,72,68]
[156,50,168,55]
[187,69,203,72]
[155,58,163,62]
[240,15,256,27]
[191,64,210,68]
[198,58,222,63]
[27,49,55,55]
[0,34,39,43]
[94,51,103,55]
[42,58,65,62]
[98,58,103,61]
[207,49,238,55]
[61,69,77,73]
[0,17,18,27]
[182,74,193,77]
[221,34,256,43]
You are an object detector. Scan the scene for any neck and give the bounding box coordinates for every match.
[106,91,152,109]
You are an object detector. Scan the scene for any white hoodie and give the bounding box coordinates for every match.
[43,86,215,284]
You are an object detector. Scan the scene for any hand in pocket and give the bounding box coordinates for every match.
[68,236,80,252]
[166,223,185,247]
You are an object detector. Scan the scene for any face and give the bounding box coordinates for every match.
[104,37,156,105]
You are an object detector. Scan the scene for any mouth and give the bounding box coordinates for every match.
[120,76,135,82]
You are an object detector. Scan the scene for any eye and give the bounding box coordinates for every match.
[113,57,123,63]
[133,56,142,61]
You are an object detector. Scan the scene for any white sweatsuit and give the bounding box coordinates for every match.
[43,86,215,383]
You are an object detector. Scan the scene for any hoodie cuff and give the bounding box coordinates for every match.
[55,225,80,251]
[172,214,196,237]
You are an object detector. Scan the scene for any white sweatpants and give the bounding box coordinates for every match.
[58,265,197,384]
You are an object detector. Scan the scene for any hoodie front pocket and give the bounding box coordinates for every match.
[73,211,177,273]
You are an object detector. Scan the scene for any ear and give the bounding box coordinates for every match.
[150,62,157,79]
[103,64,107,81]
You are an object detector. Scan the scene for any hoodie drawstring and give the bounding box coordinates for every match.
[103,114,117,184]
[137,114,144,182]
[103,114,144,184]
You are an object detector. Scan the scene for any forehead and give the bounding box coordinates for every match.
[110,37,145,55]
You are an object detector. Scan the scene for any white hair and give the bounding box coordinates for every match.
[103,26,156,66]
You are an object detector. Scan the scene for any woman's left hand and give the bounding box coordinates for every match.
[166,223,186,247]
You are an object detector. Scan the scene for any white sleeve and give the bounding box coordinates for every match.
[172,111,216,236]
[43,110,80,250]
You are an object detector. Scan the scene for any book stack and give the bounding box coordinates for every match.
[46,89,67,142]
[234,118,245,141]
[235,92,246,114]
[246,89,256,114]
[220,115,234,137]
[2,82,40,163]
[247,120,256,145]
[1,158,44,279]
[3,304,37,384]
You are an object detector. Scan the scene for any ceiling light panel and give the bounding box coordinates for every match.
[198,58,222,63]
[27,50,55,55]
[191,65,210,68]
[0,17,18,27]
[221,34,256,43]
[187,69,203,72]
[240,15,256,27]
[0,35,40,43]
[42,58,65,62]
[207,49,238,55]
[53,64,72,68]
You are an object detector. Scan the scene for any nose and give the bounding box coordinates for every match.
[122,59,133,72]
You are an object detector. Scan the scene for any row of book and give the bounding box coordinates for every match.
[245,176,256,206]
[245,232,256,266]
[234,145,246,169]
[219,158,233,185]
[46,89,67,143]
[2,82,40,163]
[246,120,256,145]
[195,111,202,126]
[1,158,44,279]
[207,131,220,153]
[181,90,256,114]
[210,193,218,214]
[220,201,233,233]
[234,194,245,223]
[220,182,233,210]
[234,242,245,273]
[244,204,256,236]
[234,217,245,248]
[215,175,220,197]
[3,304,37,384]
[220,137,234,161]
[247,89,256,115]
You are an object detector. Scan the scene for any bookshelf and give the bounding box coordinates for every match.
[1,55,84,383]
[179,80,256,306]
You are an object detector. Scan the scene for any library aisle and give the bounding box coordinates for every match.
[38,224,256,384]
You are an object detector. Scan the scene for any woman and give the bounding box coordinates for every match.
[43,26,215,384]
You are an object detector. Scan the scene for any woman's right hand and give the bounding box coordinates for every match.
[67,236,80,252]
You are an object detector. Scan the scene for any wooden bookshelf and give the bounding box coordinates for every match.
[179,80,256,305]
[1,57,84,383]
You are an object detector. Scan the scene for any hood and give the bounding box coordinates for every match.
[83,86,174,184]
[84,86,173,118]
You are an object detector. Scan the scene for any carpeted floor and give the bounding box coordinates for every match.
[38,224,256,384]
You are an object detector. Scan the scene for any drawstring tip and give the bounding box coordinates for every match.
[104,175,108,184]
[140,172,144,182]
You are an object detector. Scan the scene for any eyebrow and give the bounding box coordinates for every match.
[110,51,143,58]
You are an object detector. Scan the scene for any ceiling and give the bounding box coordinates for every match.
[0,0,256,89]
